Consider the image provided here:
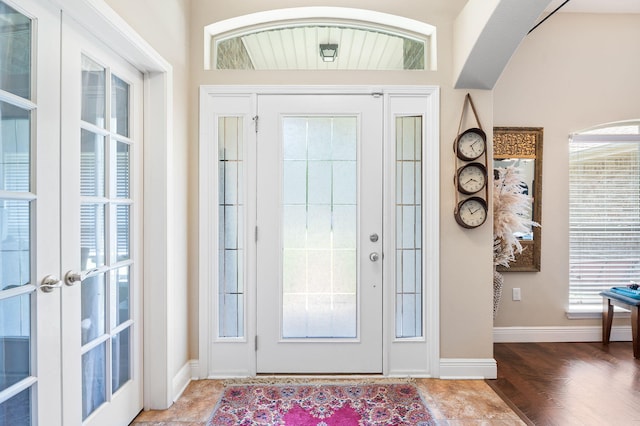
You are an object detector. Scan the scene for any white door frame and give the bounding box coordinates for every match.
[199,85,440,378]
[50,0,175,410]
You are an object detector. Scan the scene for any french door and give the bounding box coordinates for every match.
[255,94,384,373]
[0,1,143,424]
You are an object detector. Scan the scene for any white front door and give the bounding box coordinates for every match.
[0,2,143,424]
[256,94,383,373]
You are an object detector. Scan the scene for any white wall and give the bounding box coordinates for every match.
[493,13,640,327]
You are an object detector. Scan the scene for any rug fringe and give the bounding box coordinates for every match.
[222,376,415,387]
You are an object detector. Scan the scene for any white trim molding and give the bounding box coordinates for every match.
[493,326,632,343]
[439,358,497,380]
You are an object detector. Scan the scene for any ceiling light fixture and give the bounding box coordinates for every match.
[319,43,338,62]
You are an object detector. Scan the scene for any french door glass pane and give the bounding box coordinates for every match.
[80,130,105,197]
[0,101,30,193]
[0,2,31,99]
[395,116,423,338]
[82,343,106,420]
[81,56,105,127]
[81,274,106,345]
[111,266,130,327]
[111,327,130,393]
[0,387,30,425]
[110,75,129,137]
[281,116,357,339]
[80,204,106,269]
[0,293,30,391]
[116,141,130,198]
[116,204,130,261]
[0,200,31,289]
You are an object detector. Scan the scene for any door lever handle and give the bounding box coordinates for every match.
[40,275,62,293]
[64,268,100,286]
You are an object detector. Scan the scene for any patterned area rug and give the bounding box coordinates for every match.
[208,383,436,425]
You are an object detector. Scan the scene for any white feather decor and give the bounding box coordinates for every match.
[493,166,539,268]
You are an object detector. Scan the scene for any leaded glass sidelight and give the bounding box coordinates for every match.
[218,117,244,338]
[395,116,423,338]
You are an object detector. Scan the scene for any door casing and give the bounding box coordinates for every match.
[198,85,440,378]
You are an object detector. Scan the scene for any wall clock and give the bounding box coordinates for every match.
[454,128,486,161]
[456,162,487,195]
[454,197,488,229]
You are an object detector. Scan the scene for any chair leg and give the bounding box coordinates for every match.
[602,298,614,345]
[632,306,639,359]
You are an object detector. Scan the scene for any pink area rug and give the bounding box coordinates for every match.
[208,383,436,425]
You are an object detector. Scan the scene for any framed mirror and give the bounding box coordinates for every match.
[494,127,543,272]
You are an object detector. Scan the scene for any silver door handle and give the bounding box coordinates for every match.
[40,275,62,293]
[64,268,100,286]
[369,252,380,262]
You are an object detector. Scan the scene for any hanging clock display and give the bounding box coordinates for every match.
[454,128,487,161]
[456,162,487,195]
[453,94,489,230]
[454,197,488,229]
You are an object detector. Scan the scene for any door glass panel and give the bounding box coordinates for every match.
[80,204,106,269]
[0,102,30,192]
[110,75,129,137]
[111,327,130,393]
[116,141,129,198]
[82,342,106,420]
[395,116,423,338]
[81,274,106,345]
[0,387,30,425]
[111,266,129,327]
[281,116,357,339]
[80,130,105,197]
[0,200,30,289]
[218,116,244,338]
[81,56,105,127]
[116,205,130,261]
[0,293,30,391]
[0,2,31,99]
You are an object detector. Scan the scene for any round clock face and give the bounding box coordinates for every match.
[455,128,486,161]
[455,197,488,229]
[457,163,487,195]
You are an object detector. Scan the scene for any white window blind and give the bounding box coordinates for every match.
[569,123,640,306]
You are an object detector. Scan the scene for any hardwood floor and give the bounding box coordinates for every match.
[487,342,640,426]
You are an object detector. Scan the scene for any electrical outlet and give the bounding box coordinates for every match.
[512,287,521,301]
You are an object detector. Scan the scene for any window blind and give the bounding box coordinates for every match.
[569,136,640,306]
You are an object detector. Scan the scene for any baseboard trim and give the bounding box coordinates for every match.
[493,325,632,343]
[172,360,199,402]
[439,358,497,380]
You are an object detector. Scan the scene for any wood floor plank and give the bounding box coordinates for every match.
[488,342,640,425]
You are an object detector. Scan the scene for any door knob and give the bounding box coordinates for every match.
[369,252,380,262]
[64,268,100,286]
[40,275,62,293]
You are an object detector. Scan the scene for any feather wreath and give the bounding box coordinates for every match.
[493,166,539,268]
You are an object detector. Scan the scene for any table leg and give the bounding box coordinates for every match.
[602,298,614,345]
[632,306,639,358]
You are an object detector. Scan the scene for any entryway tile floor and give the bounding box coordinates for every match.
[130,378,525,425]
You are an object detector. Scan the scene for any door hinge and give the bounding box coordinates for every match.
[372,92,383,98]
[255,335,258,351]
[252,115,259,133]
[255,226,258,242]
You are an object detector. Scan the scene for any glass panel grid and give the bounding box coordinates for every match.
[80,55,135,417]
[395,116,423,338]
[218,117,244,338]
[0,101,31,193]
[281,116,358,339]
